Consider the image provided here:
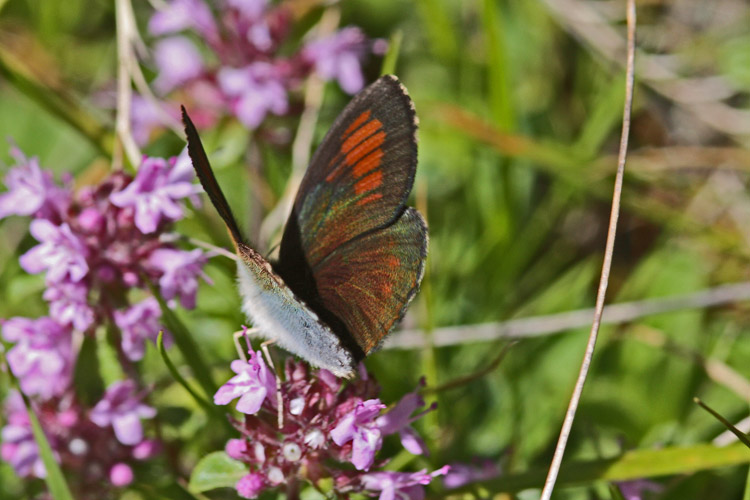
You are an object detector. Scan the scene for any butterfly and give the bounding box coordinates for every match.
[181,75,427,378]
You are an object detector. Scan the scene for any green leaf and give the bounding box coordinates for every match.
[472,442,750,494]
[188,451,247,493]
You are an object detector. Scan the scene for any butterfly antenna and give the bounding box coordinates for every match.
[181,106,245,246]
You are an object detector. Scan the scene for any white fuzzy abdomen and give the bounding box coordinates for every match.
[236,261,354,378]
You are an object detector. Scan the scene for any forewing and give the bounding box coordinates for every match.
[280,75,418,269]
[311,208,427,354]
[182,106,244,246]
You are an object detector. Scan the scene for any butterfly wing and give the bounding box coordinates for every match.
[182,106,244,246]
[280,75,418,268]
[277,75,426,358]
[312,208,427,354]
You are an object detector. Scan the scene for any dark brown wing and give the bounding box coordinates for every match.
[312,208,427,353]
[275,76,425,358]
[182,106,244,247]
[278,75,418,269]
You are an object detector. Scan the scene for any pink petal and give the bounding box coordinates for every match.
[112,413,144,445]
[235,387,267,414]
[400,427,428,455]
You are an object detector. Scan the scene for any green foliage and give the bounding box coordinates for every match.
[188,452,247,493]
[2,0,750,499]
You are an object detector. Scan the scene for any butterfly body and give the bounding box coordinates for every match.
[235,243,354,377]
[183,75,426,378]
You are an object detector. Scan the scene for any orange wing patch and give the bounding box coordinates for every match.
[353,149,384,177]
[327,112,388,202]
[345,131,385,167]
[356,193,383,206]
[327,114,385,183]
[342,110,372,138]
[342,119,382,154]
[355,171,383,194]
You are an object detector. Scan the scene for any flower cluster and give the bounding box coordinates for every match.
[134,0,384,141]
[0,146,206,490]
[213,341,448,499]
[1,385,160,492]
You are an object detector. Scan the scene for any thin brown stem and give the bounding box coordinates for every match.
[540,1,636,498]
[386,281,750,349]
[114,0,142,169]
[420,342,514,395]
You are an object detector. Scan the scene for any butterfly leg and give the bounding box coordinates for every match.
[233,328,259,362]
[261,340,284,430]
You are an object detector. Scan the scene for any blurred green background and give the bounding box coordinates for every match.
[2,0,750,498]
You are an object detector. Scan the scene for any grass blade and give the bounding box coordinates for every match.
[482,0,515,130]
[380,30,403,76]
[694,397,750,449]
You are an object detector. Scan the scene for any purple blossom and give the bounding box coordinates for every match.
[90,380,157,445]
[303,27,368,94]
[226,438,248,460]
[376,385,434,456]
[109,155,200,234]
[43,280,95,331]
[442,460,500,489]
[113,297,170,361]
[217,62,288,128]
[215,356,438,499]
[147,247,208,308]
[361,467,450,500]
[0,394,47,478]
[214,350,276,414]
[331,399,386,471]
[153,36,205,94]
[2,317,73,399]
[236,472,266,499]
[228,0,266,20]
[146,0,381,133]
[132,439,162,460]
[109,462,134,487]
[131,95,178,146]
[76,206,105,234]
[0,147,70,221]
[227,0,272,50]
[20,219,89,283]
[148,0,218,42]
